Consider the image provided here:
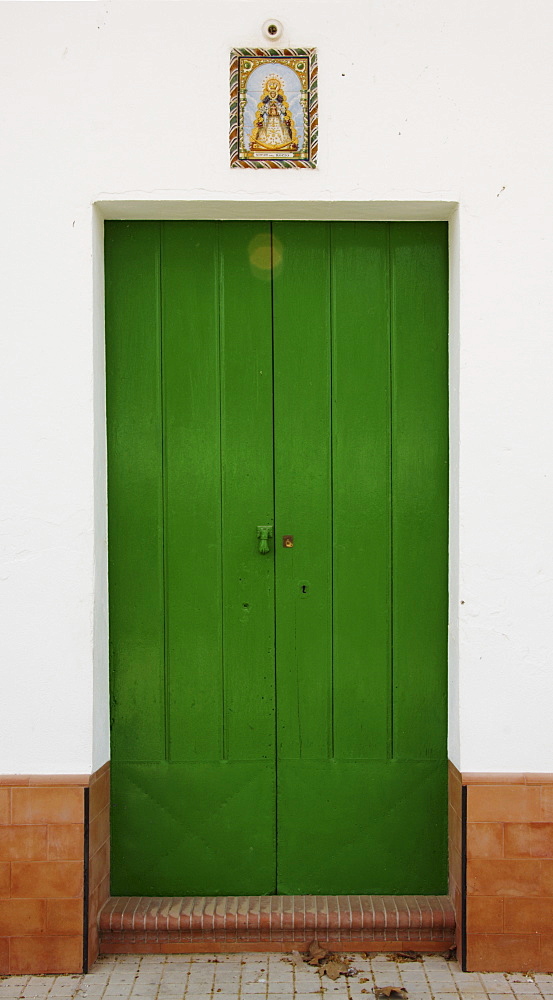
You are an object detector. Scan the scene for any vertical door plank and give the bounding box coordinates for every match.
[162,221,224,761]
[219,222,275,762]
[276,222,448,894]
[273,222,332,760]
[331,222,392,759]
[156,222,276,893]
[105,221,166,761]
[390,222,448,760]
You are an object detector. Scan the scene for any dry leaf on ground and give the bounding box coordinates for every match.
[374,987,408,998]
[307,939,329,965]
[324,959,349,981]
[303,941,358,979]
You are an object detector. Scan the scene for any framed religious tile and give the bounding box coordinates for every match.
[230,48,318,168]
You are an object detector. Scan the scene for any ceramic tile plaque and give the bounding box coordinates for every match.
[230,48,317,168]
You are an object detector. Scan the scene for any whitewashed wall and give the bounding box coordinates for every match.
[1,0,552,774]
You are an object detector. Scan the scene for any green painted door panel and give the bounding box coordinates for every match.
[162,221,224,762]
[106,221,276,895]
[111,761,275,895]
[276,759,447,894]
[273,222,333,761]
[331,223,392,760]
[161,222,275,764]
[390,224,449,760]
[272,223,448,892]
[105,222,165,763]
[216,223,276,763]
[105,220,448,896]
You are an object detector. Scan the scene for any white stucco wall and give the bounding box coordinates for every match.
[1,0,552,774]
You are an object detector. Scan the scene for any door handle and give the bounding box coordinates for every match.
[257,525,273,554]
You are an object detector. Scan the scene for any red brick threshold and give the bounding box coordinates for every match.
[99,896,455,955]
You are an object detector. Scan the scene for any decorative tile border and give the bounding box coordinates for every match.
[230,48,318,168]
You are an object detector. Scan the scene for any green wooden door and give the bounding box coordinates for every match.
[105,220,448,896]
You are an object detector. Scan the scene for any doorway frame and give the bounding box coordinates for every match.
[92,197,460,903]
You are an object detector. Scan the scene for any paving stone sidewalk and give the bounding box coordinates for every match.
[2,953,553,1000]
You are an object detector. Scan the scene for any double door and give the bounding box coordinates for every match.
[105,220,448,895]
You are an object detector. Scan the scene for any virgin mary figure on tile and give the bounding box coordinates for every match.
[249,75,298,152]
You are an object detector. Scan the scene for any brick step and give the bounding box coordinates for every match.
[99,895,455,955]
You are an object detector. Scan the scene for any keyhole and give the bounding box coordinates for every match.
[301,585,307,594]
[299,581,309,596]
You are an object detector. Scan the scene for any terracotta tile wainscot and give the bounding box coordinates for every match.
[4,763,553,974]
[449,764,553,973]
[0,764,109,975]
